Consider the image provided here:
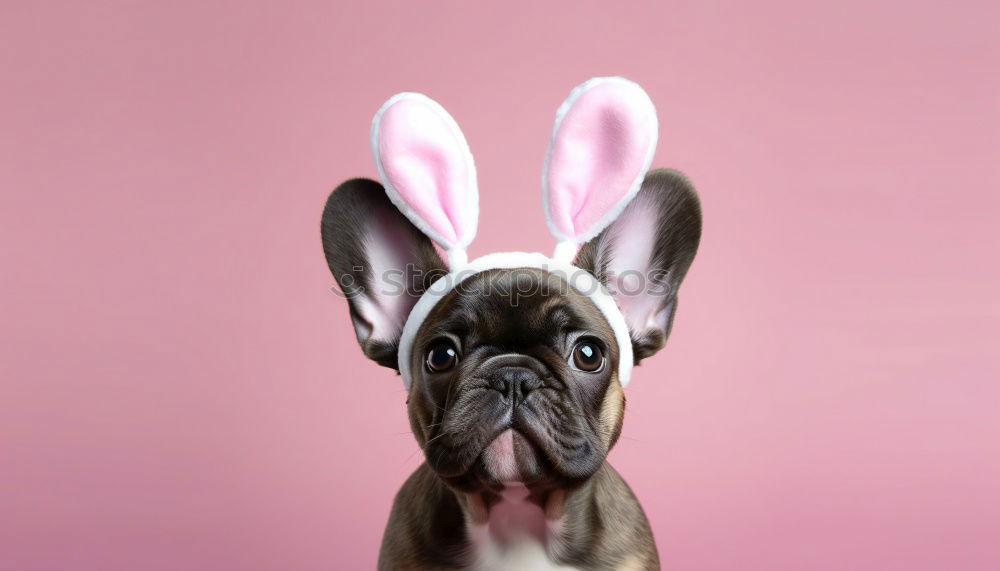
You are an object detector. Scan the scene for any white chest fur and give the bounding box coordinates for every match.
[473,540,577,571]
[468,485,578,571]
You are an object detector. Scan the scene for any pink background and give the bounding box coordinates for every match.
[3,1,998,569]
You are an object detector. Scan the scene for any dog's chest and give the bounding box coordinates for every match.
[469,486,579,571]
[473,539,577,571]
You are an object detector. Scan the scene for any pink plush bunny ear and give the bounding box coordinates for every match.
[543,77,658,261]
[371,93,478,267]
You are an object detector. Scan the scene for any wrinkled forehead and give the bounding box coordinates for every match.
[415,268,616,347]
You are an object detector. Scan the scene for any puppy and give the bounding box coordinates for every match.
[320,168,701,570]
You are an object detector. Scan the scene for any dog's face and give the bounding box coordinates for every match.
[321,170,701,494]
[407,268,625,492]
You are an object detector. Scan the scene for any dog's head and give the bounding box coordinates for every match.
[320,169,700,493]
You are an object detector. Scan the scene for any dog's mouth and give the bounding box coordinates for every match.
[421,370,608,492]
[479,428,545,484]
[432,412,604,493]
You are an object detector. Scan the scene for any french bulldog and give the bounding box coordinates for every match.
[320,168,701,570]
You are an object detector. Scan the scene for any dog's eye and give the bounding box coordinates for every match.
[425,342,459,373]
[571,340,605,373]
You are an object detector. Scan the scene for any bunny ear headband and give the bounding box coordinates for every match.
[370,77,658,389]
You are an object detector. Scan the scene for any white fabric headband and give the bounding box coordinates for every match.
[369,77,659,389]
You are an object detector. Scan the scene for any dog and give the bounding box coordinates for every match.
[320,79,701,570]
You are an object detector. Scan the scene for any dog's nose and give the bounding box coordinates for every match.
[496,366,542,407]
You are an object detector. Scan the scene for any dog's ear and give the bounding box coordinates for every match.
[575,169,702,362]
[321,178,447,369]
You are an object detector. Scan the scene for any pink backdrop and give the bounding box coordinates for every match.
[3,1,998,569]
